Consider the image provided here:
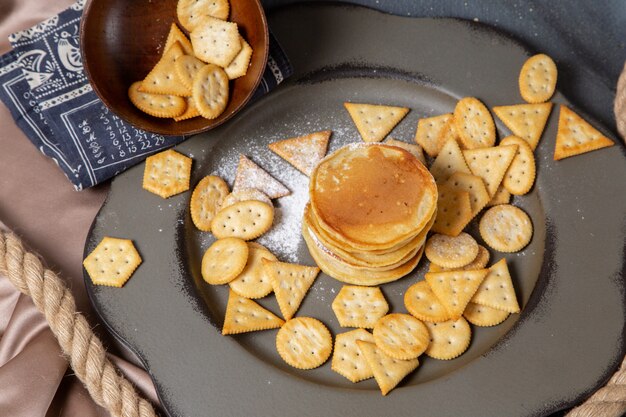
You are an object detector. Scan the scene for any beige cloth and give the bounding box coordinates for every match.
[0,1,159,416]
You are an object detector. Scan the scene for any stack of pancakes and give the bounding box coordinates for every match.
[302,143,438,286]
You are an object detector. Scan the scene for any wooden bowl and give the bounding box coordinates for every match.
[80,0,269,136]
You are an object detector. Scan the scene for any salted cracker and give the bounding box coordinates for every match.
[425,269,488,320]
[425,232,479,269]
[519,54,557,104]
[471,258,520,313]
[233,155,291,199]
[479,204,533,253]
[431,184,472,237]
[222,289,284,335]
[163,23,193,56]
[554,105,614,161]
[373,314,430,360]
[221,188,272,209]
[444,172,490,218]
[178,0,230,31]
[276,317,332,369]
[404,280,450,323]
[487,184,511,207]
[268,130,331,176]
[211,200,274,240]
[385,138,426,165]
[429,137,471,184]
[424,317,472,360]
[429,245,490,273]
[454,97,496,149]
[174,97,201,121]
[344,102,409,143]
[193,64,229,120]
[493,103,552,150]
[356,341,419,396]
[83,237,142,288]
[225,36,253,79]
[332,329,375,383]
[175,55,206,91]
[201,237,248,285]
[190,175,230,232]
[229,243,277,299]
[414,113,452,157]
[142,149,192,198]
[264,259,320,320]
[463,145,518,197]
[139,43,190,97]
[464,302,510,327]
[190,17,241,67]
[500,136,536,195]
[331,285,389,329]
[128,81,186,119]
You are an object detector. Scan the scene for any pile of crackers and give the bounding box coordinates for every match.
[128,0,253,121]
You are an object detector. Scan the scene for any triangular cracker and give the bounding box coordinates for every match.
[139,43,190,96]
[356,341,419,396]
[463,145,517,197]
[233,155,291,199]
[429,137,471,184]
[431,184,472,237]
[487,184,511,207]
[268,130,331,176]
[471,259,520,313]
[344,102,409,143]
[163,23,194,56]
[263,259,320,320]
[222,290,284,335]
[554,105,614,160]
[425,269,489,319]
[414,113,452,157]
[493,103,552,150]
[445,172,490,218]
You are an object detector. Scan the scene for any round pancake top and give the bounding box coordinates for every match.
[310,144,437,247]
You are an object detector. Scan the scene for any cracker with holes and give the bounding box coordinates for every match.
[429,137,471,184]
[129,81,186,119]
[142,149,192,198]
[178,0,230,31]
[139,43,190,96]
[201,237,248,284]
[464,302,510,327]
[479,204,533,253]
[463,145,517,197]
[429,245,490,273]
[331,285,389,329]
[164,23,194,56]
[431,184,472,237]
[225,36,253,79]
[424,317,472,360]
[233,155,291,198]
[404,281,450,323]
[190,175,230,232]
[276,317,332,369]
[487,184,511,207]
[454,97,496,149]
[268,130,331,176]
[554,105,614,160]
[414,113,452,157]
[175,55,207,91]
[385,138,426,165]
[500,136,536,195]
[425,269,489,319]
[211,200,274,240]
[519,53,557,104]
[221,188,272,209]
[332,329,375,383]
[357,340,419,396]
[190,17,241,67]
[444,172,491,218]
[373,314,430,360]
[425,233,479,269]
[83,237,142,287]
[193,64,230,120]
[344,102,409,143]
[229,243,277,299]
[263,259,320,320]
[222,289,284,335]
[174,97,201,121]
[493,103,552,150]
[471,258,520,313]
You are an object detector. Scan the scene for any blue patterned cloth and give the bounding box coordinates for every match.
[0,0,292,190]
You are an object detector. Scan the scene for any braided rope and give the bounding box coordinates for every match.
[615,61,626,142]
[0,231,157,417]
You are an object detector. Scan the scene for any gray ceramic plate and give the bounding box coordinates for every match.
[84,5,626,417]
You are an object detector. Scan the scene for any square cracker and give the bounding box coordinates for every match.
[344,102,409,143]
[554,105,614,160]
[191,17,242,67]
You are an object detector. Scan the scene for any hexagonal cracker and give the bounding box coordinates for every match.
[83,237,142,287]
[142,149,192,198]
[331,285,389,329]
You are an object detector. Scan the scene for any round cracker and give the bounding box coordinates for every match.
[429,245,490,272]
[500,136,536,196]
[464,302,510,327]
[424,317,472,360]
[454,97,496,149]
[425,232,479,269]
[201,237,248,285]
[276,317,333,370]
[404,281,450,323]
[373,314,430,360]
[192,64,229,120]
[479,205,533,253]
[221,188,272,210]
[211,200,274,241]
[519,54,557,104]
[190,175,230,232]
[228,243,277,299]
